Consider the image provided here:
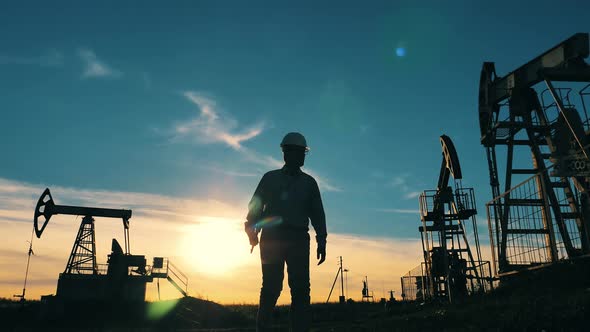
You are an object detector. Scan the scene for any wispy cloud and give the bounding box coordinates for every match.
[390,174,423,200]
[174,91,264,150]
[404,191,421,199]
[77,48,121,79]
[304,168,343,192]
[167,92,341,192]
[391,175,409,191]
[0,49,63,67]
[0,177,242,226]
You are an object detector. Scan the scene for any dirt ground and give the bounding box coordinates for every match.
[2,258,590,331]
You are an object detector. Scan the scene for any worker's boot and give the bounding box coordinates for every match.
[257,293,279,331]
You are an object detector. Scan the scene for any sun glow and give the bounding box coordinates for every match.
[179,217,253,275]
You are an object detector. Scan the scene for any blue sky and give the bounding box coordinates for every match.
[2,0,590,238]
[1,1,589,297]
[1,0,589,236]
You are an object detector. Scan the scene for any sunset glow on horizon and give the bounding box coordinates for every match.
[179,217,253,276]
[0,178,425,304]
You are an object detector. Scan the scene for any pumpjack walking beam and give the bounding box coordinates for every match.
[479,33,590,275]
[34,188,132,274]
[479,33,590,141]
[27,188,189,302]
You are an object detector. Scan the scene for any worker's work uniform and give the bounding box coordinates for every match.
[246,166,327,332]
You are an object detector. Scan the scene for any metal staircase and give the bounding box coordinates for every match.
[151,257,189,297]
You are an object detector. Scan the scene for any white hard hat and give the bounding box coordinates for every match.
[280,132,309,151]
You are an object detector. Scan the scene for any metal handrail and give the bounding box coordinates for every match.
[486,165,556,204]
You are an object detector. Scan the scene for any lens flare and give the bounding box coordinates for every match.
[255,216,283,229]
[396,47,406,57]
[146,298,180,320]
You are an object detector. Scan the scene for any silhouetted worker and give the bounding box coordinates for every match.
[245,132,327,332]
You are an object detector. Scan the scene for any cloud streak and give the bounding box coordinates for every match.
[174,91,264,150]
[77,48,121,78]
[169,91,341,192]
[304,168,343,192]
[390,174,423,200]
[391,175,410,191]
[0,177,243,226]
[404,191,421,199]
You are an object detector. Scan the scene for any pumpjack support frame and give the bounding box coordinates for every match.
[479,33,590,277]
[417,135,493,303]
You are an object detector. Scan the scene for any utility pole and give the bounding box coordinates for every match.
[339,256,345,303]
[326,256,346,304]
[14,236,34,302]
[362,275,374,302]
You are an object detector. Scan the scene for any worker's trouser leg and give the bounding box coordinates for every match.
[257,238,284,331]
[286,234,310,332]
[257,231,311,332]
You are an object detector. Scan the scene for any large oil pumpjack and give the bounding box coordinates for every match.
[416,135,493,302]
[479,33,590,277]
[32,188,188,303]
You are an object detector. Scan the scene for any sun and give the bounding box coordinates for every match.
[178,217,253,276]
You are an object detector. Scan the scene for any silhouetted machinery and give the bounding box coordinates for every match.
[361,276,374,302]
[479,33,590,277]
[417,135,493,302]
[33,188,188,303]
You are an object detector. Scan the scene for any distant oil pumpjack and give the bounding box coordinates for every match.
[32,188,188,303]
[416,135,493,302]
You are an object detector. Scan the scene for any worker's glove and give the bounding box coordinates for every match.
[245,222,259,252]
[316,236,326,266]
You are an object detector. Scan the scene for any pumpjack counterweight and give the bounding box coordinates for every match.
[479,33,590,277]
